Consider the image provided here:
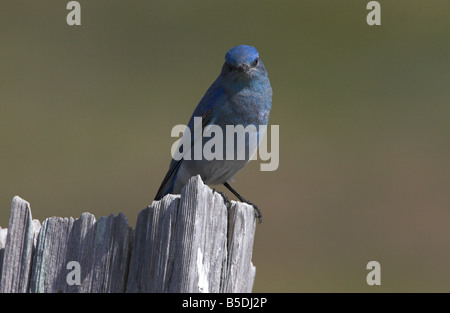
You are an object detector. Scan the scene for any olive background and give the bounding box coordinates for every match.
[1,1,449,292]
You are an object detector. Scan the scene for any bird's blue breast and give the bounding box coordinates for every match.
[221,76,272,126]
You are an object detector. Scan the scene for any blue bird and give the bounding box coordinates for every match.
[154,45,272,223]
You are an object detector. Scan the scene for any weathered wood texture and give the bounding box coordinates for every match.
[0,175,257,293]
[0,197,40,293]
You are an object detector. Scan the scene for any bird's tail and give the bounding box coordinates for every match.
[154,158,181,200]
[154,179,175,201]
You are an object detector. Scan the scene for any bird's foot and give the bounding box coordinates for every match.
[213,188,231,210]
[244,201,263,224]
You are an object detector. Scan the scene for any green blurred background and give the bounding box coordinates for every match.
[1,1,449,292]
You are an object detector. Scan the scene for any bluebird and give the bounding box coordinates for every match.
[154,45,272,223]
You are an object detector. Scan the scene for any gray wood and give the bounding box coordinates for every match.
[126,194,181,292]
[89,213,133,292]
[222,202,257,292]
[126,175,255,293]
[30,212,133,293]
[30,215,74,292]
[0,227,8,280]
[0,196,41,293]
[169,176,228,293]
[1,175,257,293]
[126,175,230,293]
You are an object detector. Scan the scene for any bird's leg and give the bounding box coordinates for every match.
[223,182,263,223]
[213,188,231,210]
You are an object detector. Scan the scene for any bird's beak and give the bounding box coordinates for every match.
[237,64,249,73]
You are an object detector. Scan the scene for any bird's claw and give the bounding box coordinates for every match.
[213,188,263,224]
[247,201,263,224]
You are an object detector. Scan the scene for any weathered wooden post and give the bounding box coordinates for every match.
[0,175,257,293]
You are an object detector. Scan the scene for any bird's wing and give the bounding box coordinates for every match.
[154,78,223,200]
[153,109,215,200]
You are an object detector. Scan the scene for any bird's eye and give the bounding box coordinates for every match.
[227,64,233,71]
[251,58,259,67]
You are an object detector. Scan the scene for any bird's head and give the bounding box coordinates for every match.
[221,45,267,82]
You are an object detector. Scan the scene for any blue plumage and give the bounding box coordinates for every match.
[155,45,272,221]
